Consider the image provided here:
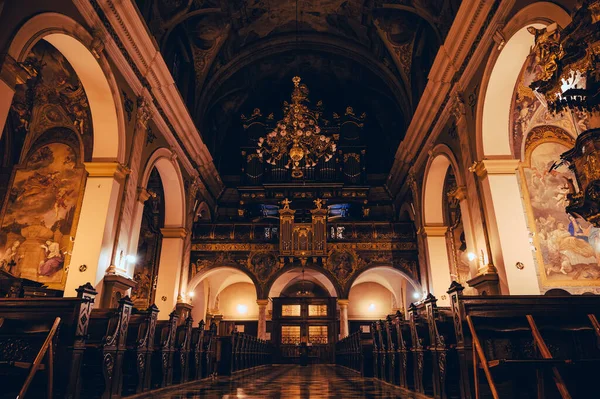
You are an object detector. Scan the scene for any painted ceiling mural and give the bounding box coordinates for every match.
[136,0,460,173]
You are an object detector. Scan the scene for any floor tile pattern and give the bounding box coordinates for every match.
[145,365,411,398]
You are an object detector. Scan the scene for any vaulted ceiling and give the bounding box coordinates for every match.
[136,0,461,175]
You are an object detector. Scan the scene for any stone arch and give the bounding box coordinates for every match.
[185,265,261,324]
[186,264,261,299]
[7,12,126,162]
[422,145,463,225]
[472,3,571,295]
[476,2,571,159]
[345,265,422,302]
[140,148,186,228]
[266,264,342,299]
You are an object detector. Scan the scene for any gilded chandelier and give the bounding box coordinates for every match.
[257,76,336,178]
[528,1,600,226]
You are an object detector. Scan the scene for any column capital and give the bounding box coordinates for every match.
[256,299,269,306]
[471,159,520,178]
[84,162,129,183]
[137,187,152,203]
[449,185,468,201]
[160,227,189,239]
[337,299,350,307]
[423,225,448,237]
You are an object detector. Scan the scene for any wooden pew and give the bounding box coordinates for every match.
[80,296,133,399]
[408,302,434,397]
[203,322,218,377]
[150,311,179,388]
[0,283,97,399]
[121,304,159,396]
[392,310,413,390]
[172,315,193,384]
[423,294,461,399]
[189,320,205,380]
[448,282,600,399]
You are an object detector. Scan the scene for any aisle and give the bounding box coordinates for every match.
[140,365,412,398]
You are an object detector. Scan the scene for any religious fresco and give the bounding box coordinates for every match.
[511,52,588,160]
[0,143,85,287]
[522,141,600,285]
[0,40,92,290]
[131,168,164,308]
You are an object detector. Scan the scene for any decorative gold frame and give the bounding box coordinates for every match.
[517,127,600,287]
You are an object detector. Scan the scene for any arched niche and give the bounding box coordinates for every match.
[7,13,126,162]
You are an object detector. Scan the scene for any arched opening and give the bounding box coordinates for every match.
[186,266,258,335]
[130,148,187,318]
[475,4,573,294]
[347,266,422,334]
[421,148,470,303]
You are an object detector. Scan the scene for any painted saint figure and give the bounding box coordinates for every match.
[39,240,64,276]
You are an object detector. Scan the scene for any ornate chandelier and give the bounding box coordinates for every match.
[529,1,600,226]
[257,76,336,178]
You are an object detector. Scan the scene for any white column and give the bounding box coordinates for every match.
[257,299,269,340]
[64,162,127,297]
[477,160,540,294]
[155,227,187,319]
[423,225,452,305]
[338,299,349,338]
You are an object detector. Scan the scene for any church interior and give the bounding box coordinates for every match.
[0,0,599,398]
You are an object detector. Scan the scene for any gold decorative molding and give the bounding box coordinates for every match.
[256,299,269,306]
[84,162,129,183]
[423,225,448,237]
[337,299,350,307]
[160,227,189,239]
[192,243,276,252]
[450,185,468,201]
[137,187,152,203]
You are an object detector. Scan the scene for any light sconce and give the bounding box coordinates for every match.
[237,304,248,315]
[467,252,477,262]
[368,303,376,312]
[125,254,137,264]
[413,292,422,300]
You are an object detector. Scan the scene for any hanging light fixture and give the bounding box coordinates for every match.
[528,2,600,226]
[256,76,336,178]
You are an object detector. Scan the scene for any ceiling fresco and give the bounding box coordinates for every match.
[136,0,461,175]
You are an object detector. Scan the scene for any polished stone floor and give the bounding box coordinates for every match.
[143,365,411,398]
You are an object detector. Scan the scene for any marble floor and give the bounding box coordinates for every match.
[141,365,412,398]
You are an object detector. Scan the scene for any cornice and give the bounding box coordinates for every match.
[160,227,189,239]
[84,161,129,183]
[474,159,520,178]
[423,225,448,237]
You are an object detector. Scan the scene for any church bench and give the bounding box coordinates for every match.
[150,311,179,388]
[188,320,206,380]
[120,304,159,396]
[203,322,218,377]
[448,282,600,399]
[409,302,435,397]
[392,311,414,390]
[0,282,96,399]
[80,296,133,399]
[172,315,193,384]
